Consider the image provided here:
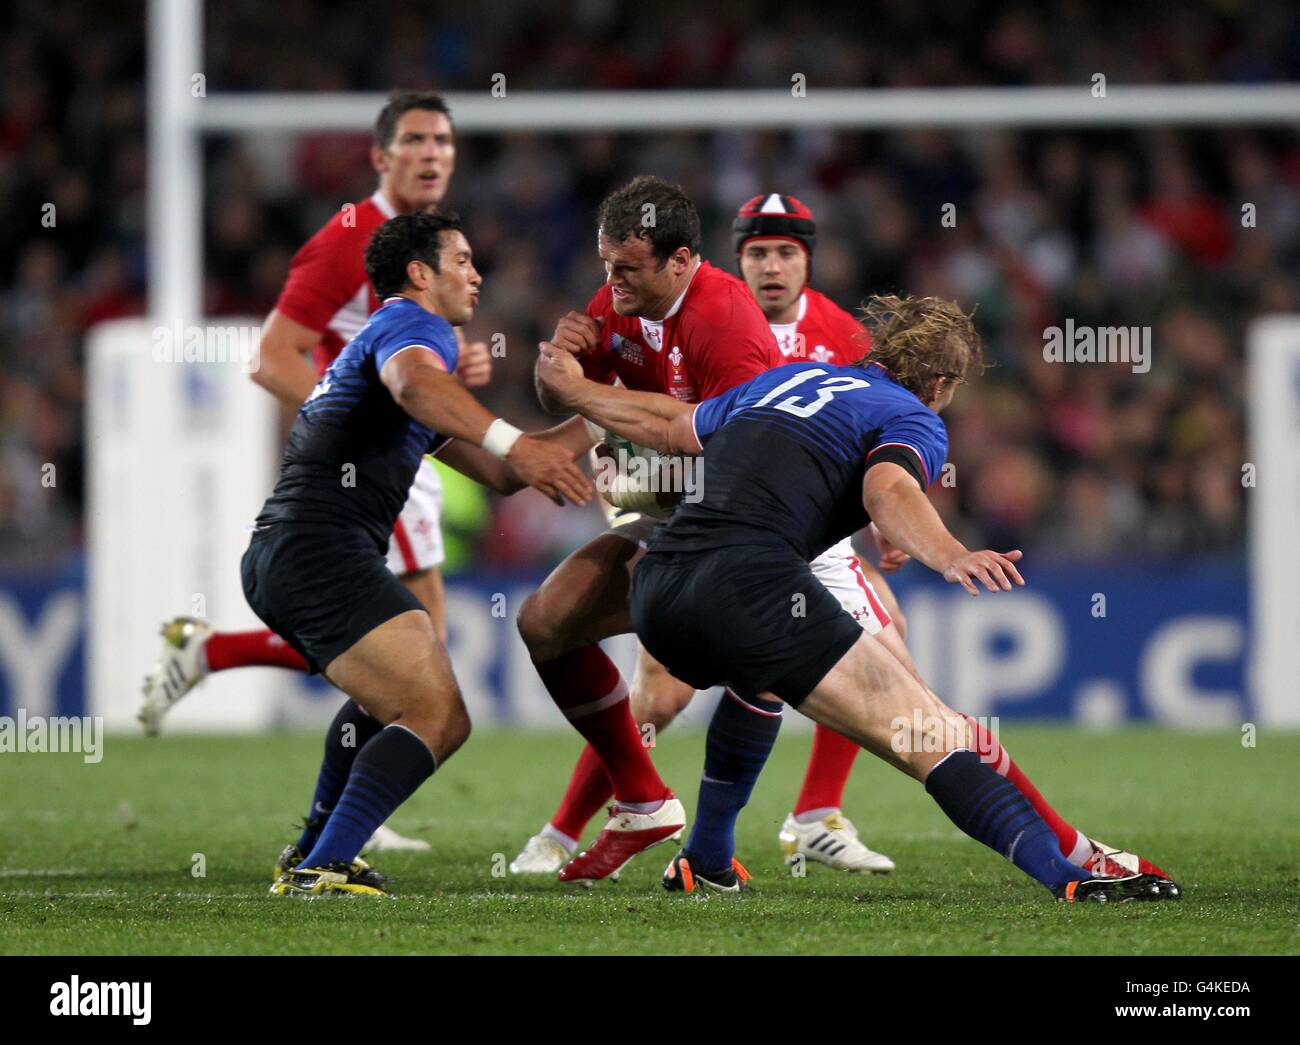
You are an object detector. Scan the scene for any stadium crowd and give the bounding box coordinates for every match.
[3,0,1297,570]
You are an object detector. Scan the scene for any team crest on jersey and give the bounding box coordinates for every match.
[668,345,688,388]
[810,344,835,362]
[610,332,644,366]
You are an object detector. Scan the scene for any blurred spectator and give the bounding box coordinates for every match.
[3,0,1295,570]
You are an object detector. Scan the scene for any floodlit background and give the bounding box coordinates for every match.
[1,0,1298,731]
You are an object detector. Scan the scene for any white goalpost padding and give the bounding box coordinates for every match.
[1247,317,1300,726]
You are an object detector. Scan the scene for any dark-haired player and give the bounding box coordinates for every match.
[142,91,487,741]
[141,90,486,852]
[535,295,1180,902]
[255,212,590,896]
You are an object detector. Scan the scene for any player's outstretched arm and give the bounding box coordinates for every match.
[535,342,701,454]
[863,462,1024,596]
[381,347,591,507]
[252,308,327,408]
[438,418,598,495]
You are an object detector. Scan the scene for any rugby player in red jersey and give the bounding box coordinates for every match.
[512,176,784,881]
[140,90,490,852]
[511,194,898,877]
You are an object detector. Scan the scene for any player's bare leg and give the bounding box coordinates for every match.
[782,558,898,874]
[866,613,1167,878]
[796,633,1179,902]
[400,566,446,642]
[271,609,470,898]
[514,535,685,883]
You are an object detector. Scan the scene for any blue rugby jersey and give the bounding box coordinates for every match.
[255,296,459,549]
[649,361,948,561]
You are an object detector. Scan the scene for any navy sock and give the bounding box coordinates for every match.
[295,701,384,853]
[684,690,783,873]
[925,750,1089,895]
[300,724,436,868]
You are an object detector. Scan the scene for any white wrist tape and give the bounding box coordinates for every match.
[483,418,524,460]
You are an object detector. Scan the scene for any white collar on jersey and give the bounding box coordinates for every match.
[769,292,808,335]
[372,189,399,219]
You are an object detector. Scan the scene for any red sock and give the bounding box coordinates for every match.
[793,723,861,816]
[962,713,1090,863]
[534,645,668,805]
[204,629,309,673]
[549,744,614,842]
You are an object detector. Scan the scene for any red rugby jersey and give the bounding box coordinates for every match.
[275,190,396,376]
[768,288,871,366]
[581,260,782,402]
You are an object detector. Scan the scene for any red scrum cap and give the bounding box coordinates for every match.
[733,193,816,259]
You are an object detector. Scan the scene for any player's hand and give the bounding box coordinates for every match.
[456,337,493,388]
[870,522,911,574]
[536,340,585,407]
[506,435,592,507]
[942,549,1024,595]
[551,311,603,356]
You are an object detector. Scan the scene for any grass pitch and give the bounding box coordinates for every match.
[0,726,1296,955]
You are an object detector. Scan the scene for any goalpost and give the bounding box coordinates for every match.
[95,0,1297,730]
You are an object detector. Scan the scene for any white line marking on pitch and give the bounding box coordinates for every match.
[0,869,90,878]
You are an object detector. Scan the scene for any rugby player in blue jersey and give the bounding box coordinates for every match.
[536,295,1179,902]
[251,212,592,897]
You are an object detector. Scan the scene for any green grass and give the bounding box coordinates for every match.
[0,726,1296,955]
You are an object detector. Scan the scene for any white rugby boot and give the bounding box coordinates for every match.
[139,616,213,736]
[778,811,896,873]
[362,823,431,853]
[509,832,572,875]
